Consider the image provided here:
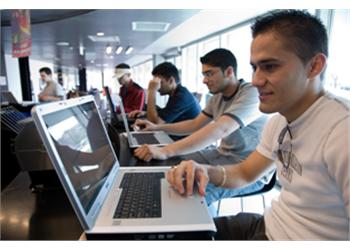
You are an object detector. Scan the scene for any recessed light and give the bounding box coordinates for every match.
[105,44,113,54]
[115,46,123,54]
[132,21,170,32]
[96,32,104,36]
[56,42,69,46]
[125,46,133,55]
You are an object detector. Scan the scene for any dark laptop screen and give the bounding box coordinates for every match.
[42,101,115,214]
[103,86,119,123]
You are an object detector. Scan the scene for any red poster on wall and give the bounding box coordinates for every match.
[11,10,32,58]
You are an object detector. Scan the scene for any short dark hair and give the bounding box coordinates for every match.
[39,67,52,75]
[115,63,130,69]
[251,10,328,65]
[200,48,238,76]
[152,62,180,84]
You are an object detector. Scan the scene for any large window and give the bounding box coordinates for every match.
[132,60,153,89]
[178,9,350,109]
[86,69,103,91]
[221,24,253,82]
[180,26,253,108]
[324,10,350,99]
[181,44,198,92]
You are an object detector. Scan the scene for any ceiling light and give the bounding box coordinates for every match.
[88,35,120,43]
[96,32,104,36]
[56,41,69,46]
[132,21,170,32]
[106,44,113,55]
[125,46,133,55]
[115,46,123,54]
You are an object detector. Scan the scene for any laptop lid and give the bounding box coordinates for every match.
[116,95,173,147]
[115,94,139,145]
[32,95,120,230]
[103,86,119,125]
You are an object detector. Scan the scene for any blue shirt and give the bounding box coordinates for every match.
[158,84,201,123]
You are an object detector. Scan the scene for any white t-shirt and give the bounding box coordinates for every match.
[257,92,350,240]
[40,80,65,100]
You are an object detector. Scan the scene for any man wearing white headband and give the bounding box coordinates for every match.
[114,63,145,113]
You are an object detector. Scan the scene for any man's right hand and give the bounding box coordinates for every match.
[128,110,146,119]
[133,119,158,131]
[166,160,209,197]
[134,144,169,161]
[148,77,161,91]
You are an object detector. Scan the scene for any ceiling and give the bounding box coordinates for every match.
[1,9,268,70]
[1,9,200,69]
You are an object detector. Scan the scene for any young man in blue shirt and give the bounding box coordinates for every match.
[129,62,201,124]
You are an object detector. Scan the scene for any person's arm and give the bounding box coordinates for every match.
[146,78,164,124]
[162,115,239,157]
[134,115,238,161]
[38,94,62,102]
[166,150,274,196]
[135,112,211,135]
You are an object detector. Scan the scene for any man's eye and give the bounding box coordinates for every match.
[264,64,278,72]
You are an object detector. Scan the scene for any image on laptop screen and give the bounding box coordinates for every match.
[42,101,115,213]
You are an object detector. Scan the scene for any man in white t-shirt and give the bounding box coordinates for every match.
[38,67,65,102]
[166,10,349,240]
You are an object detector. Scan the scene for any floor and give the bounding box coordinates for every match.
[211,186,281,217]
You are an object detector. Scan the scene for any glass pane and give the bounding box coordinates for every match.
[181,44,198,93]
[221,24,253,82]
[325,10,350,99]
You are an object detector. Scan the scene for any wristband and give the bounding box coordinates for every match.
[218,166,227,187]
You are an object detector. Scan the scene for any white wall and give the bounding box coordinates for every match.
[5,54,22,102]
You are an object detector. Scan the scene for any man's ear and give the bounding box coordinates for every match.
[169,76,176,85]
[308,53,327,80]
[225,66,235,78]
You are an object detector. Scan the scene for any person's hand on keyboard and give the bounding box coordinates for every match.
[128,110,146,119]
[166,160,210,197]
[134,144,169,161]
[133,119,157,131]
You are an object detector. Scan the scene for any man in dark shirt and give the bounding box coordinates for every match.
[114,63,145,113]
[129,62,201,124]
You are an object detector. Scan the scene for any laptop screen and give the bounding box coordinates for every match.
[42,101,115,214]
[103,86,119,123]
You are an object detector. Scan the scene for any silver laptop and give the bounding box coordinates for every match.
[31,96,215,239]
[116,95,174,148]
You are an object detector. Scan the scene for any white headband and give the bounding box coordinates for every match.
[114,68,131,78]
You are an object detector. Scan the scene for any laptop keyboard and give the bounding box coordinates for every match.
[113,172,164,219]
[132,133,160,145]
